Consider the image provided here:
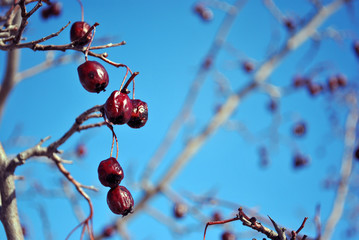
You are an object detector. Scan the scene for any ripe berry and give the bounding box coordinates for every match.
[173,202,188,219]
[70,21,93,46]
[242,61,254,73]
[293,154,309,168]
[293,122,306,137]
[211,211,222,221]
[127,99,148,129]
[354,146,359,160]
[221,231,236,240]
[102,225,115,238]
[194,4,213,21]
[41,2,62,19]
[104,90,133,125]
[328,75,339,92]
[353,40,359,58]
[308,83,323,96]
[337,74,347,87]
[77,61,109,93]
[107,185,134,216]
[98,157,124,188]
[293,75,309,88]
[284,18,295,31]
[75,144,87,158]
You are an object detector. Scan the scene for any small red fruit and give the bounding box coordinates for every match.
[337,74,347,87]
[41,2,62,19]
[102,225,115,238]
[173,202,188,218]
[293,75,309,88]
[242,61,254,73]
[293,154,309,168]
[221,231,236,240]
[308,83,323,96]
[75,144,87,158]
[211,211,222,221]
[77,61,109,93]
[293,122,306,137]
[127,99,148,129]
[353,40,359,58]
[354,146,359,160]
[70,21,93,46]
[328,75,339,92]
[104,90,133,125]
[98,157,124,188]
[107,185,134,216]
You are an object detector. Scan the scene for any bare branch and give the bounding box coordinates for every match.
[322,94,359,240]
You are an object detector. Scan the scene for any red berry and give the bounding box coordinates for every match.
[354,146,359,160]
[41,2,62,19]
[102,225,115,238]
[242,61,254,73]
[328,75,339,92]
[173,202,188,218]
[337,74,347,87]
[107,186,134,216]
[284,18,295,31]
[293,122,306,137]
[70,21,93,46]
[211,211,222,221]
[221,231,236,240]
[75,144,87,157]
[77,61,109,93]
[98,157,124,188]
[308,83,323,96]
[353,40,359,58]
[104,90,133,125]
[127,99,148,129]
[293,75,309,87]
[293,154,309,168]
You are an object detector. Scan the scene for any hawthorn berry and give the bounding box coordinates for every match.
[70,21,93,46]
[328,75,339,92]
[308,83,323,96]
[75,144,87,158]
[211,211,222,221]
[221,231,236,240]
[102,225,115,238]
[127,99,148,129]
[173,202,188,219]
[353,40,359,58]
[293,154,309,168]
[41,2,62,19]
[98,157,124,188]
[77,61,109,93]
[354,146,359,160]
[293,75,309,88]
[293,122,306,137]
[107,185,134,216]
[242,61,254,73]
[104,90,133,125]
[337,74,347,87]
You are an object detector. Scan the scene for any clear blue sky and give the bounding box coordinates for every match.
[1,0,359,239]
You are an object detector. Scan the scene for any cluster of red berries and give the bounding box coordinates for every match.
[292,74,347,96]
[98,157,134,216]
[65,2,148,216]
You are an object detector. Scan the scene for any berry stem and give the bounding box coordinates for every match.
[84,26,96,62]
[77,0,84,22]
[121,72,139,94]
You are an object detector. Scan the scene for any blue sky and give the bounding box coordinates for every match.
[1,0,359,239]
